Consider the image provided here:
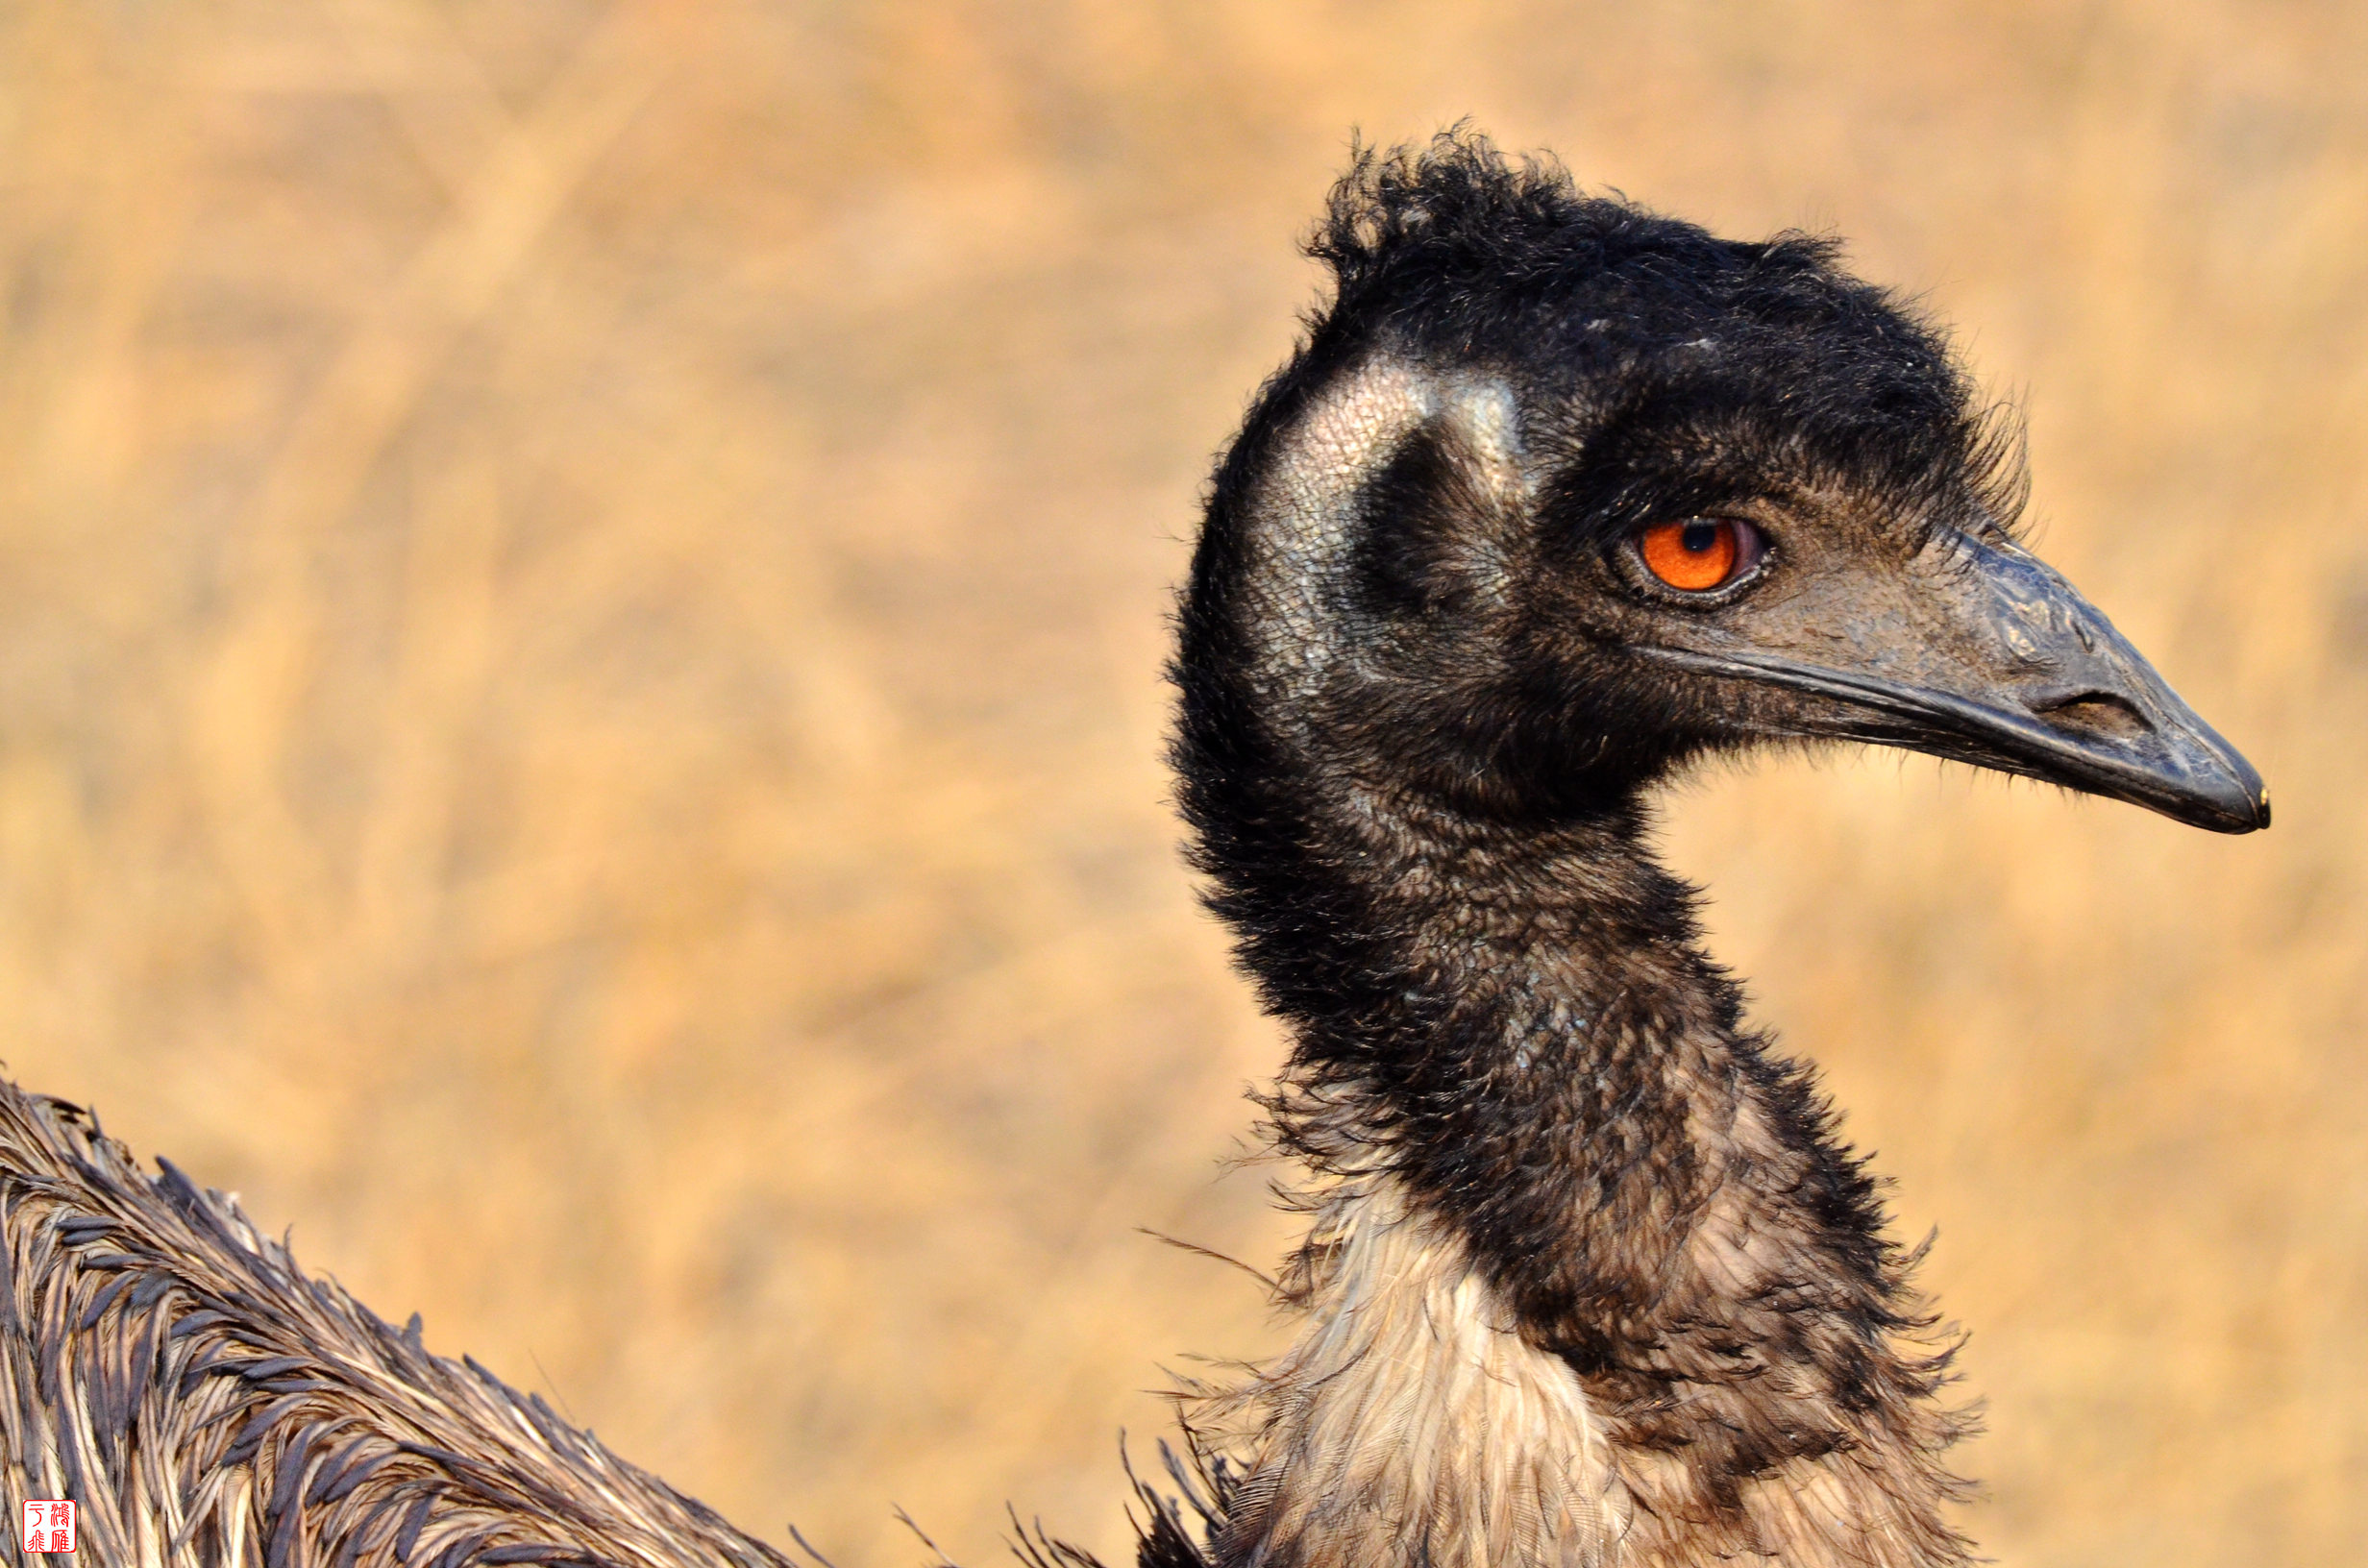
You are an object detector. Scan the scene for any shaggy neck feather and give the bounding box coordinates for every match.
[1194,752,1974,1566]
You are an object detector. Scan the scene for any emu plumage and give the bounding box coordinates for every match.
[0,1078,797,1568]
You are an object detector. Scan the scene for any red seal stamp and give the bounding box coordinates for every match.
[20,1501,74,1554]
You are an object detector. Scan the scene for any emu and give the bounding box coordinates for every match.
[1144,134,2264,1568]
[0,134,2262,1568]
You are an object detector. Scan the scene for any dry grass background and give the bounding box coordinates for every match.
[0,2,2361,1564]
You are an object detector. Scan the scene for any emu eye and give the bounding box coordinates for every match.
[1637,517,1765,594]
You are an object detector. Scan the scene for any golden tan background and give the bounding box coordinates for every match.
[0,2,2361,1563]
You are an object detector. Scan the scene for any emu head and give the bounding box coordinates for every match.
[1184,139,2267,839]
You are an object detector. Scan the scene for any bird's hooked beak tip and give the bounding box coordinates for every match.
[2155,762,2270,835]
[2206,778,2271,834]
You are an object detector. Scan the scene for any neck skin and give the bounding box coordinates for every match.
[1173,360,1972,1568]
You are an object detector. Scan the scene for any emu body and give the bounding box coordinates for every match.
[0,1080,792,1568]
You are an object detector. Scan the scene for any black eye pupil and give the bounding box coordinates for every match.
[1681,521,1720,554]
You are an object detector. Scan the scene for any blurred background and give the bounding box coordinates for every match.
[0,2,2361,1564]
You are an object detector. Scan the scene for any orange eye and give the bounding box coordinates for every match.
[1638,517,1763,593]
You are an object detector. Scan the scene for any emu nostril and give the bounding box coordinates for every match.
[2033,691,2151,740]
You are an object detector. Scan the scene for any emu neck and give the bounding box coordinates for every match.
[1256,781,1761,1352]
[1199,771,1972,1567]
[1270,791,1731,1339]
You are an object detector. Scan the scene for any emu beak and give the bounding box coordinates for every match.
[1647,532,2270,833]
